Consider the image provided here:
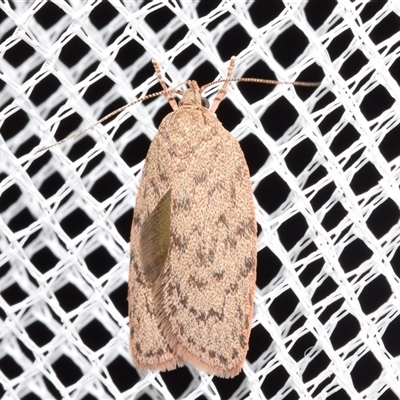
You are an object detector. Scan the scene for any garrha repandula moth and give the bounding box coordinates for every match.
[38,57,318,378]
[128,57,257,378]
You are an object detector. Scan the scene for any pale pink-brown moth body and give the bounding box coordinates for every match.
[128,57,257,378]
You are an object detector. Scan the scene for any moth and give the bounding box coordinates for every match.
[128,57,257,378]
[37,57,317,378]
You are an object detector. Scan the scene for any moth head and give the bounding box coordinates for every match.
[177,80,210,109]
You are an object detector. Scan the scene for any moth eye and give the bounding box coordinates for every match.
[201,97,210,109]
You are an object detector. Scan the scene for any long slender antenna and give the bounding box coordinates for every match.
[36,58,320,154]
[35,88,177,153]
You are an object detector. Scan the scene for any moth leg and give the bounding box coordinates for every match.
[152,59,178,111]
[210,56,236,113]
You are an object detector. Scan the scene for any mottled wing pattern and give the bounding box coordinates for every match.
[155,108,256,378]
[129,106,211,371]
[129,102,257,378]
[128,129,179,371]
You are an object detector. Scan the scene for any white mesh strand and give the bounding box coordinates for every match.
[1,0,400,399]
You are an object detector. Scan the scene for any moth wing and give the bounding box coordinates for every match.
[128,133,179,372]
[154,119,257,378]
[129,107,209,372]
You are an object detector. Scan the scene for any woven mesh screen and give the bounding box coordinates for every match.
[1,1,400,399]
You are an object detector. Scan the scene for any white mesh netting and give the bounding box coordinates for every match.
[1,1,400,399]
